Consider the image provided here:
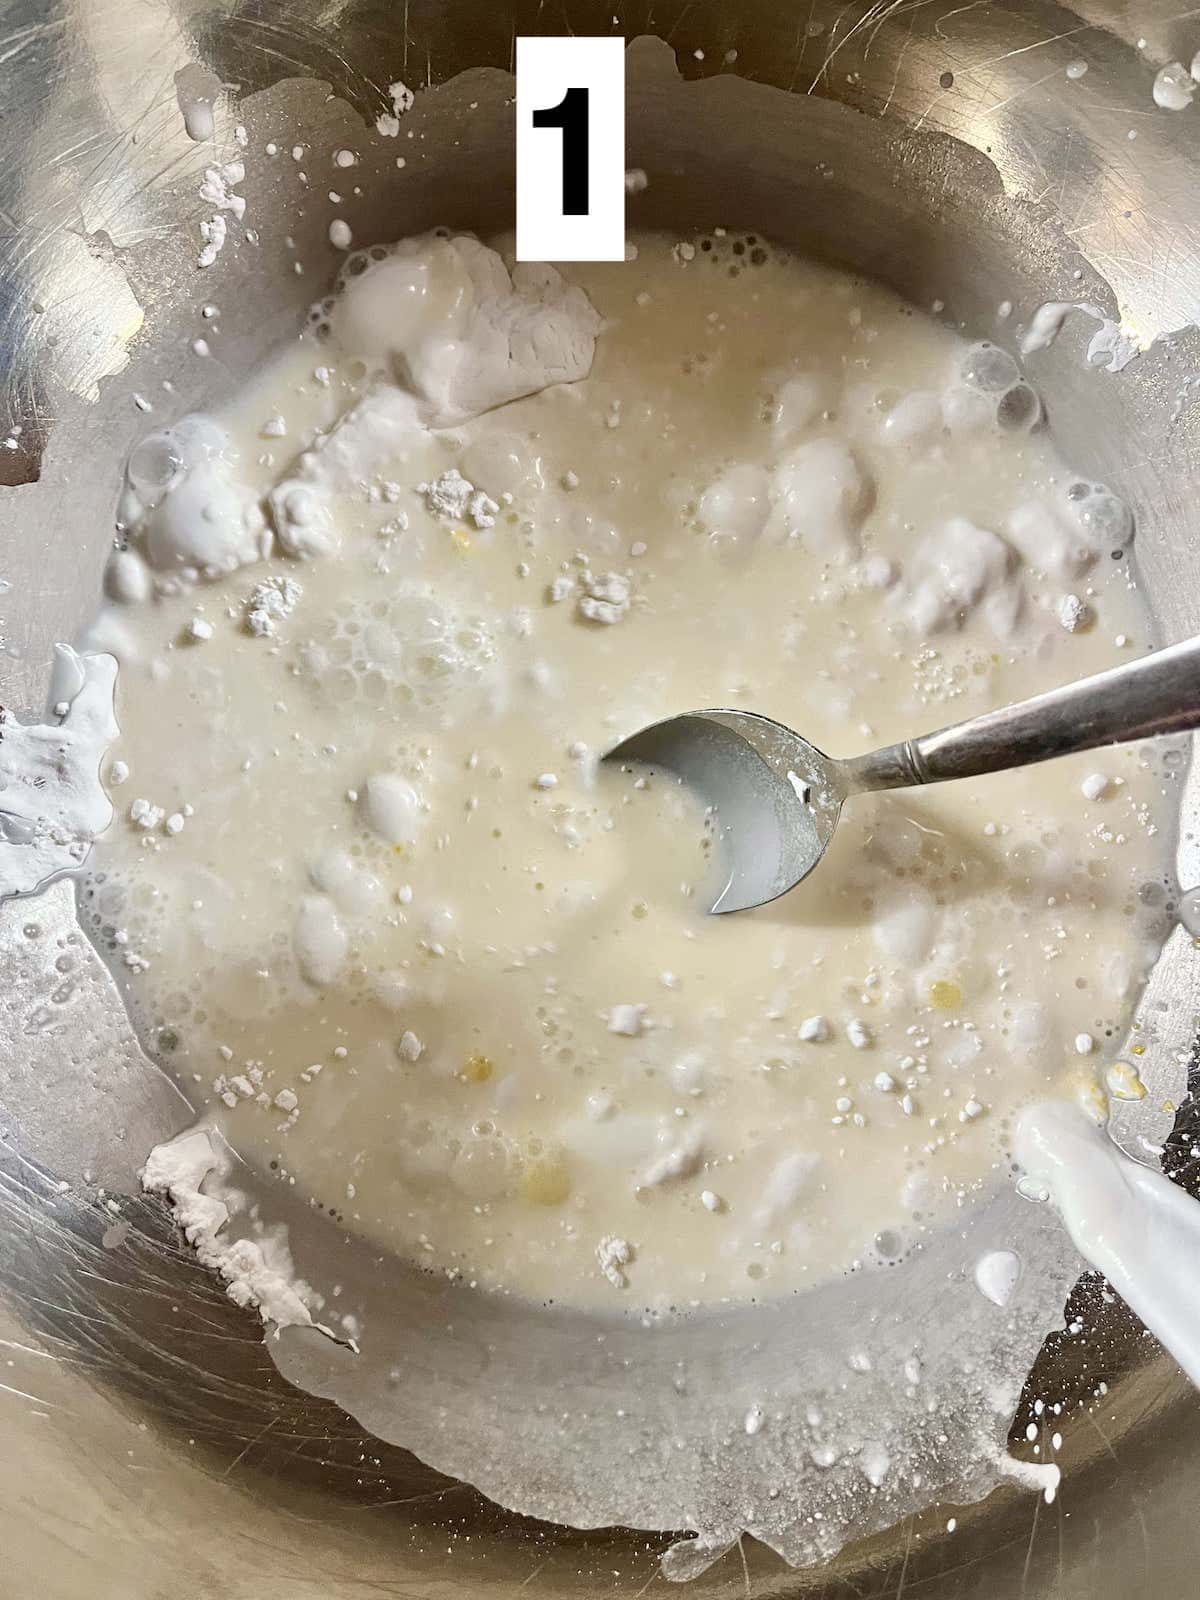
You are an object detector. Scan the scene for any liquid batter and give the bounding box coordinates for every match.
[83,230,1172,1314]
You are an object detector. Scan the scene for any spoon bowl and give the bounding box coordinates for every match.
[605,709,845,912]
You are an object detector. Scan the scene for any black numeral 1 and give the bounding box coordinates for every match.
[532,87,589,215]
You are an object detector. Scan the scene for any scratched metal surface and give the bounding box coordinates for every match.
[3,0,1200,1595]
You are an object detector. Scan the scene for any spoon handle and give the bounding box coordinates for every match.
[845,635,1200,791]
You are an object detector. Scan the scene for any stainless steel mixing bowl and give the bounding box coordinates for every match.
[4,0,1200,1594]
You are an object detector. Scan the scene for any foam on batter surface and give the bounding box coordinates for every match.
[83,229,1172,1314]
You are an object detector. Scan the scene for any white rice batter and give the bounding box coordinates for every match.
[82,229,1171,1313]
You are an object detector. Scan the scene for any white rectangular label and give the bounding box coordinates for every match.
[516,36,625,262]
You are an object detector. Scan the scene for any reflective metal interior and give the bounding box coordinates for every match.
[3,1,1200,1594]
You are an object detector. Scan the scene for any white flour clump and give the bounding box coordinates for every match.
[197,160,246,268]
[894,518,1021,639]
[326,234,603,426]
[116,415,270,580]
[129,796,165,831]
[268,479,339,559]
[697,463,771,547]
[607,1002,646,1035]
[1057,593,1090,633]
[578,570,631,624]
[197,214,227,270]
[418,469,499,529]
[1007,481,1133,583]
[769,437,872,555]
[199,161,246,220]
[597,1234,633,1288]
[266,386,421,557]
[0,647,118,896]
[362,772,423,845]
[142,1126,331,1336]
[244,575,302,636]
[642,1129,705,1188]
[293,894,348,985]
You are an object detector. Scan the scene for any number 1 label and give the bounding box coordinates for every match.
[517,37,625,262]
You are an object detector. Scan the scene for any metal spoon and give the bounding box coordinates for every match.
[603,636,1200,913]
